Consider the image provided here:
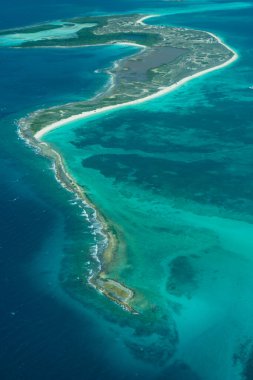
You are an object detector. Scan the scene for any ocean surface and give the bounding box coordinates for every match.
[1,1,253,379]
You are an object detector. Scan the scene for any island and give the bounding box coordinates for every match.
[2,14,237,313]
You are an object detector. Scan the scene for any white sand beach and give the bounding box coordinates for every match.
[35,15,238,140]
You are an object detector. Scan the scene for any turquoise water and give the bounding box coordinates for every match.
[1,1,253,379]
[0,22,96,47]
[43,3,253,379]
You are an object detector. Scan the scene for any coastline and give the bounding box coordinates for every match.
[18,125,138,313]
[34,29,238,139]
[17,14,238,313]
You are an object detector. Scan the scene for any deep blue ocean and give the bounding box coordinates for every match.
[1,1,253,379]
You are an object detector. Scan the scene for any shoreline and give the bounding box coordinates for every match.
[34,28,238,139]
[18,14,238,313]
[18,126,138,313]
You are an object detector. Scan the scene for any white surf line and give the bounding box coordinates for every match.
[34,16,238,140]
[206,30,238,58]
[117,41,145,48]
[135,14,157,26]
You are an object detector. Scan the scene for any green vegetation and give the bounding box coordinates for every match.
[21,30,161,48]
